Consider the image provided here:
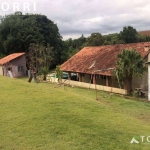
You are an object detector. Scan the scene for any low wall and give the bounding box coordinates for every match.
[48,77,126,94]
[65,79,126,94]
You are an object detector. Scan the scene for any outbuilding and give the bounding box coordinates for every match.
[0,53,26,78]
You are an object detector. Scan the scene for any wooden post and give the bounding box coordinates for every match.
[110,76,113,98]
[93,74,96,84]
[64,83,67,90]
[148,65,150,101]
[106,76,109,86]
[93,74,99,100]
[78,73,82,82]
[68,72,71,80]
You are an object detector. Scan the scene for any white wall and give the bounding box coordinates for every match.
[0,66,3,75]
[50,77,126,94]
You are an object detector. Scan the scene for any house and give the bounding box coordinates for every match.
[61,42,150,94]
[0,53,26,78]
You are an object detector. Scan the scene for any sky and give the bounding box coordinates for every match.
[0,0,150,40]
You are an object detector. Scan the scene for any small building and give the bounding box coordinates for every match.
[61,42,150,95]
[0,53,26,78]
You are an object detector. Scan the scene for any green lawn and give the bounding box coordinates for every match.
[0,76,150,150]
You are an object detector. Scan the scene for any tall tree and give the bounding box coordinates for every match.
[115,49,146,95]
[119,26,138,43]
[27,43,53,71]
[87,33,103,46]
[0,12,63,67]
[103,33,125,45]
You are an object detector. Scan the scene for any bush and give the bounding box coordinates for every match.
[38,67,49,80]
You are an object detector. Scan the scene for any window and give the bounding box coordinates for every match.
[7,67,12,71]
[18,66,23,72]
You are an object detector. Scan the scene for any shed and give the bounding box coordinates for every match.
[0,53,26,78]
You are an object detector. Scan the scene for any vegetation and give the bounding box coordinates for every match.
[55,65,62,82]
[65,26,150,58]
[115,49,146,95]
[0,12,67,67]
[103,33,124,45]
[27,43,53,71]
[0,11,150,69]
[0,76,150,149]
[38,67,49,80]
[119,26,138,43]
[65,35,86,57]
[86,33,103,46]
[0,11,150,150]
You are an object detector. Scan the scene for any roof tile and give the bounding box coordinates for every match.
[61,42,150,76]
[0,53,25,65]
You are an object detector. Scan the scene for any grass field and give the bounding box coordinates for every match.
[0,76,150,150]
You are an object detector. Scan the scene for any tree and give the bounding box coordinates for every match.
[64,35,86,58]
[87,33,103,46]
[103,33,125,45]
[38,67,49,80]
[0,12,63,67]
[119,26,138,43]
[27,43,53,72]
[115,49,146,95]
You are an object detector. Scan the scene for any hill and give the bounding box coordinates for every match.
[0,76,150,150]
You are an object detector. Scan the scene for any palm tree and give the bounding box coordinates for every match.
[115,49,146,95]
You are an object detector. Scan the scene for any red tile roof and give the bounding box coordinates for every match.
[61,42,150,76]
[138,30,150,36]
[0,53,25,65]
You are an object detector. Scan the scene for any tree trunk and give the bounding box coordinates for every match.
[124,77,132,95]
